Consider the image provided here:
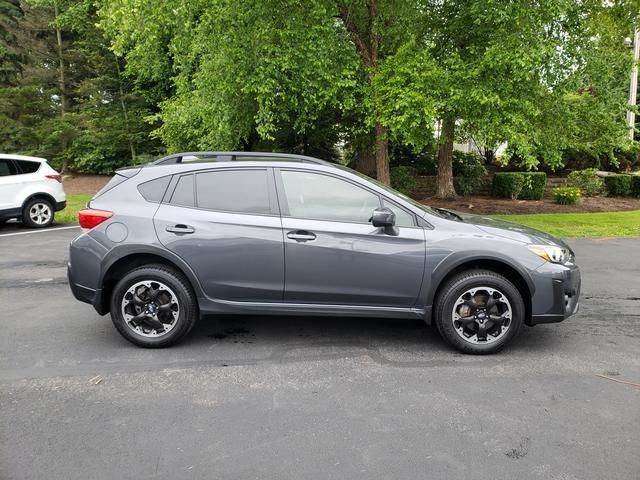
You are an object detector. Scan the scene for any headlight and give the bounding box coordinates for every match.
[527,245,571,264]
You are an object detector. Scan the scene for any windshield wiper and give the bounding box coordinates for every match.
[434,207,462,221]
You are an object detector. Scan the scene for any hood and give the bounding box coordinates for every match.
[451,211,572,250]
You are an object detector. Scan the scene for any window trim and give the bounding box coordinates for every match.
[164,167,280,217]
[275,168,418,227]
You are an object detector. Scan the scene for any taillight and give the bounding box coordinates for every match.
[78,209,113,229]
[46,174,62,183]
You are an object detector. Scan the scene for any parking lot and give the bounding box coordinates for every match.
[1,226,639,480]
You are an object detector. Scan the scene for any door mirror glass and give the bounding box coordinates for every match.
[370,207,396,227]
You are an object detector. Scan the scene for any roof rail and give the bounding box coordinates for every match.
[152,151,333,166]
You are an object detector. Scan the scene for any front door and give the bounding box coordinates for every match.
[154,168,284,302]
[276,169,426,307]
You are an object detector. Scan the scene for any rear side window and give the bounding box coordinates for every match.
[16,160,40,174]
[195,169,270,215]
[137,176,170,203]
[170,174,195,207]
[0,159,17,176]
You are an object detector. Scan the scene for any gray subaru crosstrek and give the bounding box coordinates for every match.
[68,152,580,354]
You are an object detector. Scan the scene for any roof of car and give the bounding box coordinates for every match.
[151,151,334,167]
[0,154,47,162]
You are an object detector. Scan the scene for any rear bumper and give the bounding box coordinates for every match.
[530,264,581,325]
[55,200,66,212]
[67,262,107,315]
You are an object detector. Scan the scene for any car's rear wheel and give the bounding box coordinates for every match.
[110,265,198,348]
[22,198,54,228]
[435,269,524,354]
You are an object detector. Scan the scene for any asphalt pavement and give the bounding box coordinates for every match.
[1,226,639,480]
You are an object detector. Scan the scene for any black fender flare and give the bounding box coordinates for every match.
[99,243,207,299]
[425,251,536,308]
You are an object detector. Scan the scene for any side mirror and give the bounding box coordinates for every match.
[370,207,396,227]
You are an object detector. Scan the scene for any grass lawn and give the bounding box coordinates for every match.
[493,210,640,238]
[56,194,91,224]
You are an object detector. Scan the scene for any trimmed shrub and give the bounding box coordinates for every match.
[519,172,547,200]
[390,166,417,195]
[567,168,602,197]
[604,174,632,196]
[452,152,488,196]
[493,172,525,199]
[554,187,582,205]
[631,176,640,198]
[452,151,484,176]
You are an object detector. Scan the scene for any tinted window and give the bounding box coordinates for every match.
[281,170,380,223]
[138,176,170,203]
[16,160,40,173]
[382,199,415,227]
[170,175,195,207]
[0,159,18,176]
[195,170,270,215]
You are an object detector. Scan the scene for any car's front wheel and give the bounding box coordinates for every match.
[110,265,198,348]
[22,198,54,228]
[434,269,525,354]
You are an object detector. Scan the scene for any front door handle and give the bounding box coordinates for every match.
[287,230,316,242]
[166,224,195,234]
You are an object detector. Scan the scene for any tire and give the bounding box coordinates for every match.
[22,198,54,228]
[434,269,525,355]
[110,264,198,348]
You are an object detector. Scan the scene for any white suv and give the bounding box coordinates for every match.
[0,154,66,228]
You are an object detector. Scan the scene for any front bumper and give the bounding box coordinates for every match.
[529,263,581,325]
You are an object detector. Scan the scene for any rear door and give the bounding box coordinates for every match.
[276,168,426,307]
[154,167,285,302]
[0,159,21,210]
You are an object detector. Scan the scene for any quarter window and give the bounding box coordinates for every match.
[138,176,171,203]
[16,160,40,174]
[195,169,271,215]
[280,170,380,224]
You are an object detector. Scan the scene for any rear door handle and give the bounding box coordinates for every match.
[287,230,316,242]
[166,224,195,234]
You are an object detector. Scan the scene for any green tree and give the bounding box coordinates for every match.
[0,0,160,173]
[0,0,23,84]
[375,0,640,197]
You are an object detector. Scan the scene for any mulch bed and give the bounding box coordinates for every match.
[421,195,640,215]
[62,175,110,195]
[62,174,640,215]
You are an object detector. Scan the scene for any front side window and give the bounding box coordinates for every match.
[280,170,380,224]
[0,159,18,177]
[382,199,415,227]
[195,169,271,215]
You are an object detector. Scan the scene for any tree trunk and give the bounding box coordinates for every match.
[338,1,390,184]
[375,122,390,184]
[114,53,137,162]
[436,115,457,199]
[355,140,376,178]
[54,3,68,172]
